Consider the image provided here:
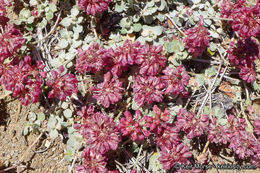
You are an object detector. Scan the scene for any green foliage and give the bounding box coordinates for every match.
[23,112,46,136]
[120,17,142,34]
[51,5,85,69]
[149,152,164,172]
[205,66,217,77]
[14,0,57,31]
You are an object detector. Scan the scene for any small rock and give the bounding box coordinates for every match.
[45,140,51,148]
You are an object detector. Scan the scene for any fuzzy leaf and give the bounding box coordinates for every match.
[49,129,59,139]
[46,12,54,21]
[27,16,34,24]
[28,112,37,122]
[39,19,47,29]
[195,74,205,87]
[213,106,225,118]
[19,9,31,20]
[23,126,29,136]
[71,7,79,16]
[131,101,140,111]
[61,102,69,109]
[37,112,45,121]
[149,152,163,172]
[58,39,69,49]
[29,0,38,6]
[73,25,83,33]
[205,67,217,77]
[115,1,127,13]
[217,118,228,126]
[133,23,142,32]
[61,18,72,27]
[49,3,57,12]
[64,109,73,118]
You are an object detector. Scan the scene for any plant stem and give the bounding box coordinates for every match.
[165,14,186,36]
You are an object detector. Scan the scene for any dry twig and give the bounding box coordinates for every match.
[165,14,186,36]
[0,132,44,173]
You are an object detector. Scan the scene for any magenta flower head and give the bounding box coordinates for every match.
[142,105,170,135]
[229,130,258,159]
[90,72,124,108]
[78,112,121,154]
[0,0,11,27]
[228,38,259,66]
[76,43,108,74]
[254,115,260,136]
[76,105,95,119]
[3,56,46,106]
[161,65,190,97]
[75,147,107,173]
[156,125,180,150]
[118,110,148,141]
[176,109,209,139]
[78,0,111,15]
[227,114,247,134]
[135,44,167,76]
[113,40,143,67]
[104,48,128,77]
[183,16,210,58]
[227,38,259,83]
[46,66,78,101]
[104,40,144,77]
[0,24,25,61]
[220,0,235,18]
[132,75,165,106]
[208,118,230,145]
[158,143,192,170]
[231,1,260,38]
[239,65,256,83]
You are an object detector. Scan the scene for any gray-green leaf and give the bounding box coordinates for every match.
[49,129,59,139]
[64,109,73,118]
[61,18,72,27]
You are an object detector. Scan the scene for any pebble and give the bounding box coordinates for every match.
[6,154,11,160]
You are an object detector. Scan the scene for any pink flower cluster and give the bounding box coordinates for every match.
[113,40,143,67]
[183,17,210,58]
[176,109,209,139]
[208,118,230,144]
[227,38,259,83]
[106,40,144,76]
[76,43,108,74]
[75,147,107,173]
[118,110,148,141]
[46,66,78,101]
[0,0,11,26]
[76,40,167,77]
[74,106,121,172]
[254,116,260,137]
[77,41,190,108]
[132,75,164,106]
[0,21,48,106]
[78,0,111,15]
[158,143,192,170]
[221,0,260,38]
[118,105,171,141]
[227,115,259,160]
[135,44,167,76]
[118,106,193,170]
[0,56,46,105]
[208,114,260,161]
[161,65,190,97]
[0,24,25,62]
[90,72,123,108]
[221,0,260,83]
